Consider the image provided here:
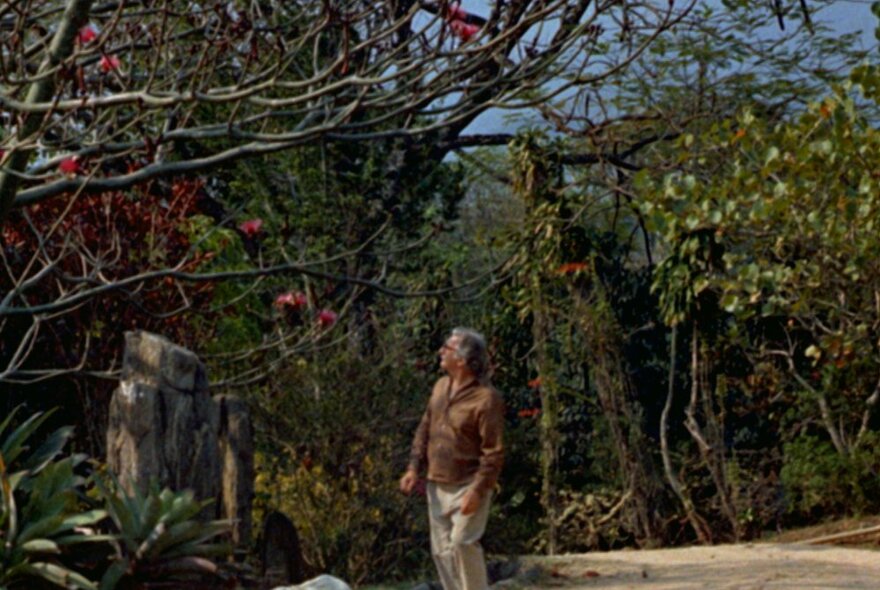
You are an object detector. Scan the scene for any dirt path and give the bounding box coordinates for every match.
[516,543,880,589]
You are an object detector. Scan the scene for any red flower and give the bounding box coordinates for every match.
[275,290,307,309]
[79,24,98,44]
[556,262,589,275]
[99,55,121,72]
[317,309,337,328]
[449,20,480,42]
[518,408,541,418]
[445,2,468,21]
[58,157,81,175]
[527,376,542,389]
[238,218,263,237]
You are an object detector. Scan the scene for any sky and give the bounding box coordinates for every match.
[463,0,879,135]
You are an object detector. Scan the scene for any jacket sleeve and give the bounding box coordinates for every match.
[407,403,431,474]
[471,389,505,496]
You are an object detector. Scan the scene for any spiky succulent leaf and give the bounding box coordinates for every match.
[22,561,97,590]
[0,410,55,467]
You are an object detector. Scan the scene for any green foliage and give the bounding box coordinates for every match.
[781,433,880,517]
[0,408,231,590]
[251,335,434,584]
[0,409,106,590]
[640,61,880,531]
[95,479,230,590]
[641,74,880,432]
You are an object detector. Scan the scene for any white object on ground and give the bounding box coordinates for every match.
[272,574,352,590]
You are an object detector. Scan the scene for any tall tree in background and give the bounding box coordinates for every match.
[0,0,692,388]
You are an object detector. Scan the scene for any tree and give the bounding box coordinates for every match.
[0,0,695,390]
[0,0,689,219]
[641,58,880,518]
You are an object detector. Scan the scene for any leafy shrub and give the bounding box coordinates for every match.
[781,433,880,519]
[0,407,232,590]
[96,479,231,590]
[0,409,106,590]
[254,442,429,586]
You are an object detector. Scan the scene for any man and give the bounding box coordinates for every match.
[400,327,504,590]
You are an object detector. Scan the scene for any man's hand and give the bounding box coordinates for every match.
[460,488,482,515]
[399,469,418,495]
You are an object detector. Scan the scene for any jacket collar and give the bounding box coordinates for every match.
[446,376,480,402]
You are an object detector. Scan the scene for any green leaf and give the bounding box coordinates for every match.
[20,539,60,554]
[99,560,128,590]
[21,426,74,474]
[22,562,96,590]
[1,410,54,468]
[59,509,107,531]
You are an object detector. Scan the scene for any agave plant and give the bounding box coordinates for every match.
[0,408,109,590]
[96,478,231,590]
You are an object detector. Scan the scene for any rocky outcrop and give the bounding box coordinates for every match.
[107,331,254,544]
[260,510,308,587]
[218,394,255,546]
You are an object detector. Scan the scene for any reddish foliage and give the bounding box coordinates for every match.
[556,262,589,275]
[0,177,216,448]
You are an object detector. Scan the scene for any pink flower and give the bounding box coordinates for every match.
[238,218,263,237]
[275,290,307,309]
[79,24,98,44]
[58,157,81,175]
[449,20,480,42]
[99,55,120,73]
[445,2,468,21]
[317,309,337,328]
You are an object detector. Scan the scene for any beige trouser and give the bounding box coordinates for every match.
[427,481,492,590]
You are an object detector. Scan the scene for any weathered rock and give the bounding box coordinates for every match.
[260,510,308,587]
[107,331,254,546]
[106,381,163,487]
[217,394,255,546]
[108,331,220,504]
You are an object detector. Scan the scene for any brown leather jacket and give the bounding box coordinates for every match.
[407,375,504,496]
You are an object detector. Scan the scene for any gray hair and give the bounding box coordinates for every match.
[451,327,491,380]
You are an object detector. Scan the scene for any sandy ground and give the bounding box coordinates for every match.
[514,543,880,590]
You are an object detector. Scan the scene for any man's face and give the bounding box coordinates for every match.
[439,334,465,373]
